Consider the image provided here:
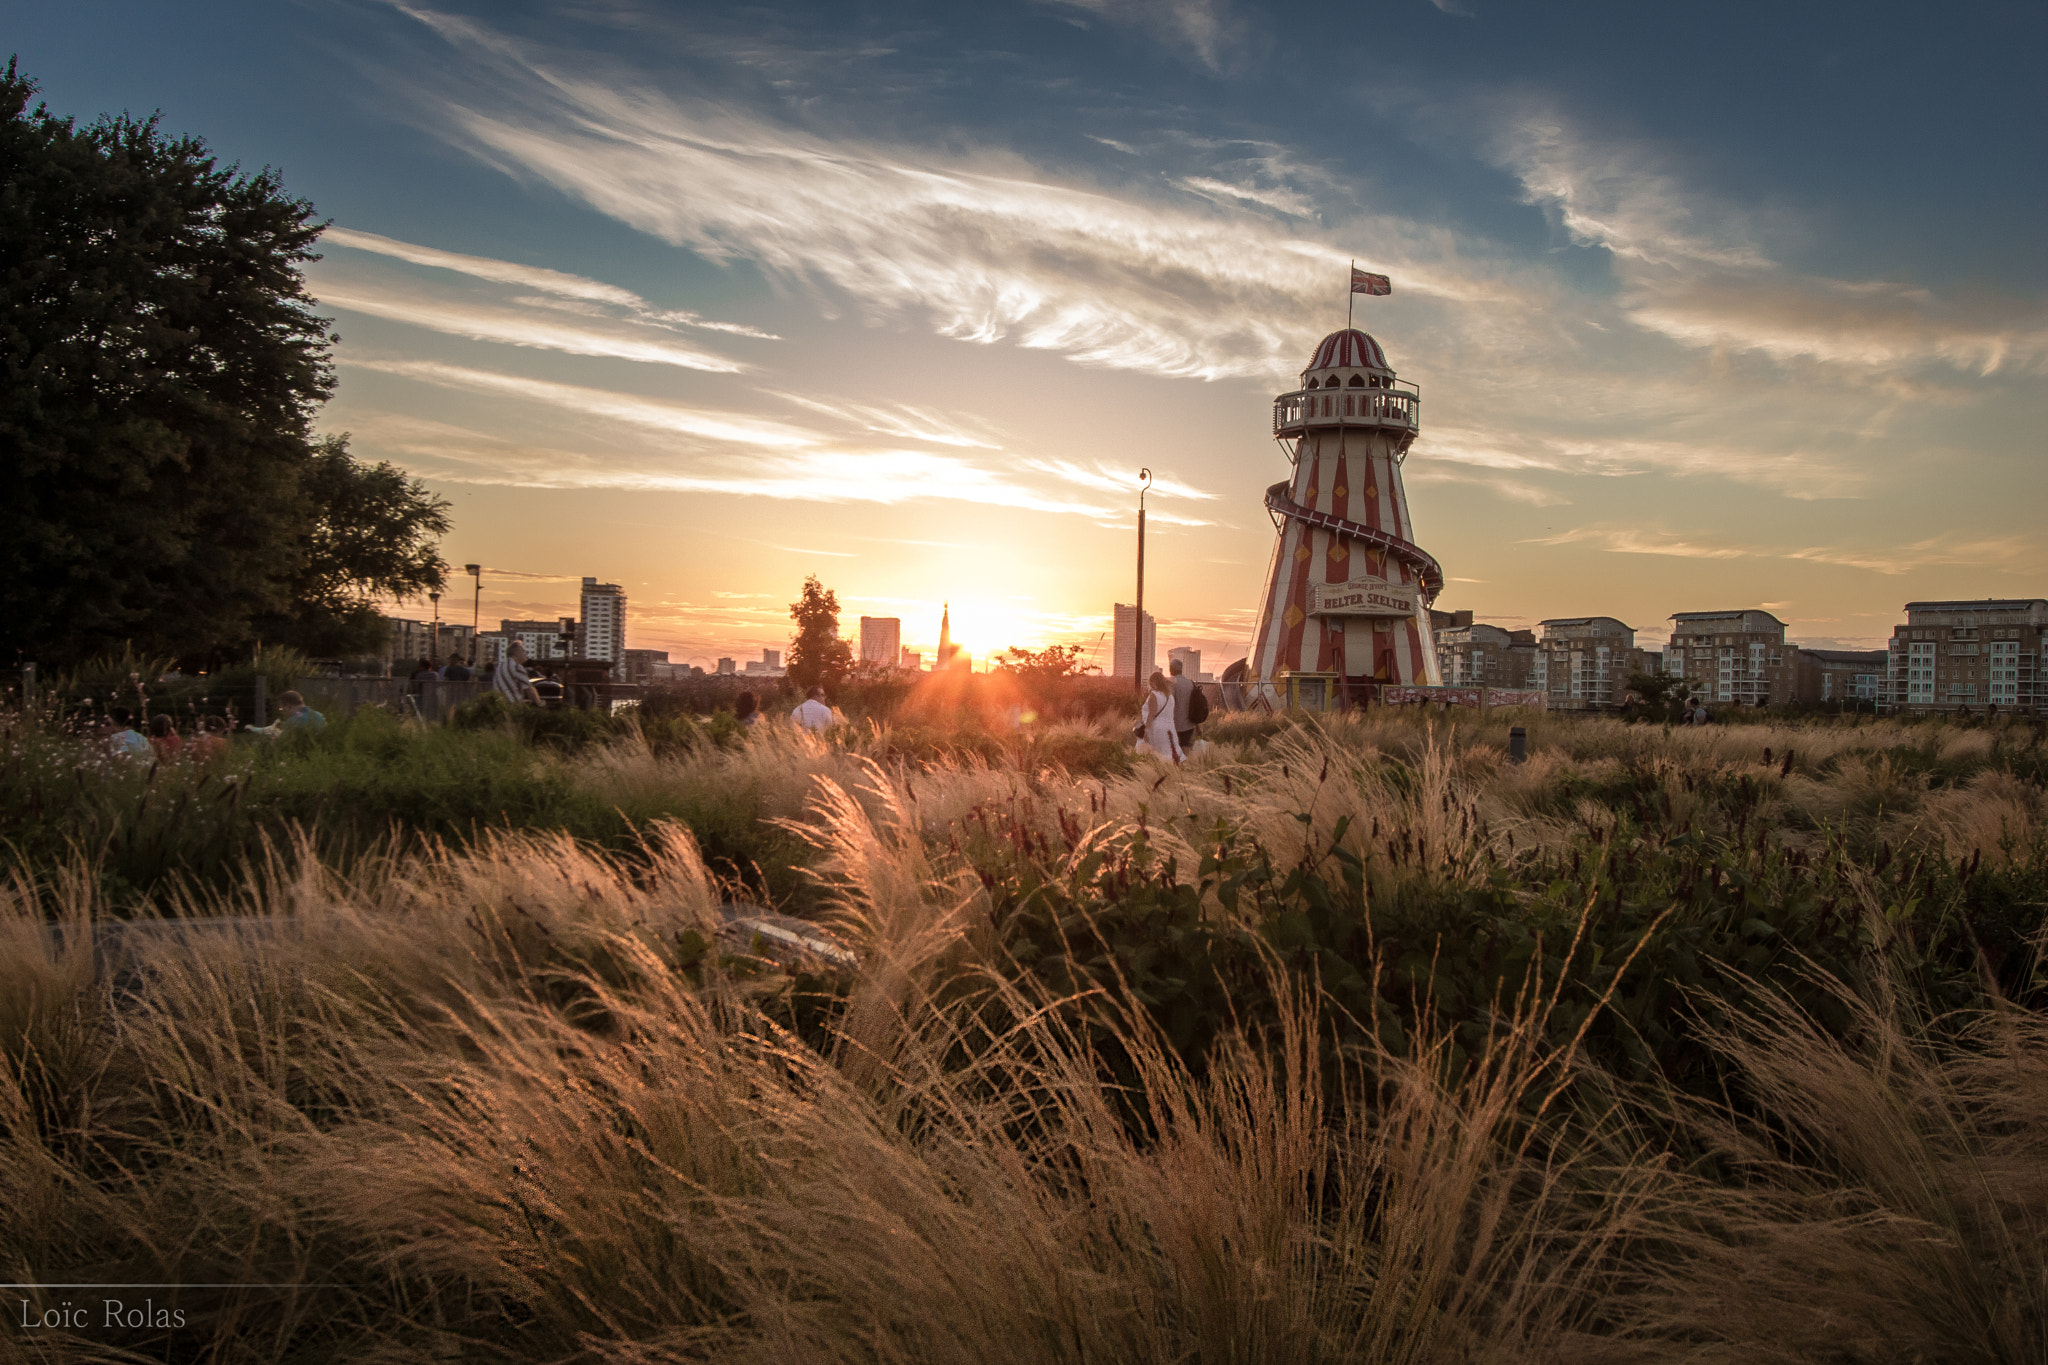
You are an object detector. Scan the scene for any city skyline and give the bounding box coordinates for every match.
[13,2,2040,669]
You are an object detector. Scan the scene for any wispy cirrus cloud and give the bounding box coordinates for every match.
[354,357,823,446]
[345,359,1158,521]
[1786,534,2048,576]
[1022,458,1219,502]
[780,396,1004,450]
[1174,176,1315,217]
[1037,0,1253,72]
[1521,526,1752,559]
[326,226,781,339]
[1523,526,2046,577]
[313,277,748,372]
[382,8,1443,383]
[1484,105,2048,377]
[1418,423,1864,500]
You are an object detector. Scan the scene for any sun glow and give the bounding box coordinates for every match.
[889,597,1110,671]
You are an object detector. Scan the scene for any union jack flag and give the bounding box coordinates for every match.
[1350,267,1391,296]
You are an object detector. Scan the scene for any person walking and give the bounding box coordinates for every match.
[791,686,833,731]
[1168,658,1197,754]
[494,641,541,704]
[1140,671,1182,764]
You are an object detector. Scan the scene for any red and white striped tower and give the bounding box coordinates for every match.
[1246,327,1443,706]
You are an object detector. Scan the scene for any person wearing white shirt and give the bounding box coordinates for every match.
[791,686,834,730]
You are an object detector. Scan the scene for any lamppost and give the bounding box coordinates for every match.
[1134,468,1151,694]
[429,591,441,661]
[465,564,482,666]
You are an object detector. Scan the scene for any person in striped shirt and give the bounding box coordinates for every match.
[494,641,540,705]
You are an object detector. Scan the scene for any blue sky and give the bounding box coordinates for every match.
[11,0,2043,665]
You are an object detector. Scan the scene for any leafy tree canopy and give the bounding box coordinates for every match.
[253,434,451,657]
[786,576,853,691]
[0,61,446,665]
[996,643,1086,681]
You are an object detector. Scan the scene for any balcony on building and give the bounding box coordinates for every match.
[1272,377,1421,438]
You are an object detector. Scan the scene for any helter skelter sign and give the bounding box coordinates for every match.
[1245,323,1446,707]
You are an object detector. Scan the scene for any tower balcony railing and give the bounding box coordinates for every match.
[1273,383,1420,437]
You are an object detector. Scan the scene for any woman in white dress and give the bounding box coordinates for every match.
[1140,670,1183,764]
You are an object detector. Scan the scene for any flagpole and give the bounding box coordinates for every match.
[1347,258,1355,328]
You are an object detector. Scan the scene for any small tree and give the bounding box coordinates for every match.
[996,643,1085,683]
[1625,669,1691,721]
[786,576,853,691]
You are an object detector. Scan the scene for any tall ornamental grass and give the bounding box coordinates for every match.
[1,710,2043,1361]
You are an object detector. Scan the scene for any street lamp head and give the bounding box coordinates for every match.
[465,564,481,578]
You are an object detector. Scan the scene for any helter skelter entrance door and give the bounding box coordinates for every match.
[1246,328,1444,707]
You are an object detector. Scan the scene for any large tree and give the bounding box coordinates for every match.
[0,61,441,666]
[786,576,853,691]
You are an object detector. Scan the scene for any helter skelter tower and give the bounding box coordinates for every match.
[1246,326,1444,707]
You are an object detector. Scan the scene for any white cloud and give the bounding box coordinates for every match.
[1786,534,2046,576]
[384,13,1468,383]
[1484,106,2048,377]
[327,226,648,307]
[1175,176,1315,217]
[1023,457,1219,502]
[346,359,1173,521]
[313,277,747,372]
[326,225,781,339]
[1522,527,2045,577]
[780,396,1004,450]
[1037,0,1250,72]
[354,357,823,446]
[1521,527,1752,560]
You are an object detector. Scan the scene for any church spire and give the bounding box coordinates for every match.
[939,602,951,655]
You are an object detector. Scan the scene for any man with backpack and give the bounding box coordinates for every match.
[1169,658,1210,754]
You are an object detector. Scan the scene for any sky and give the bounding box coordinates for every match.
[10,0,2044,667]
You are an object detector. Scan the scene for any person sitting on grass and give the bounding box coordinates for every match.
[147,712,183,762]
[790,686,834,731]
[103,708,153,762]
[734,690,760,728]
[187,714,230,763]
[247,690,325,737]
[494,641,541,705]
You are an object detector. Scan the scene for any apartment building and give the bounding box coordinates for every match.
[385,617,432,666]
[1434,623,1517,687]
[1663,610,1795,706]
[1167,647,1213,682]
[500,617,578,660]
[1887,599,2048,712]
[1534,617,1635,710]
[1797,649,1888,705]
[1113,603,1158,680]
[578,578,626,674]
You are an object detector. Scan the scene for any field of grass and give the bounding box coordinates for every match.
[2,703,2044,1361]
